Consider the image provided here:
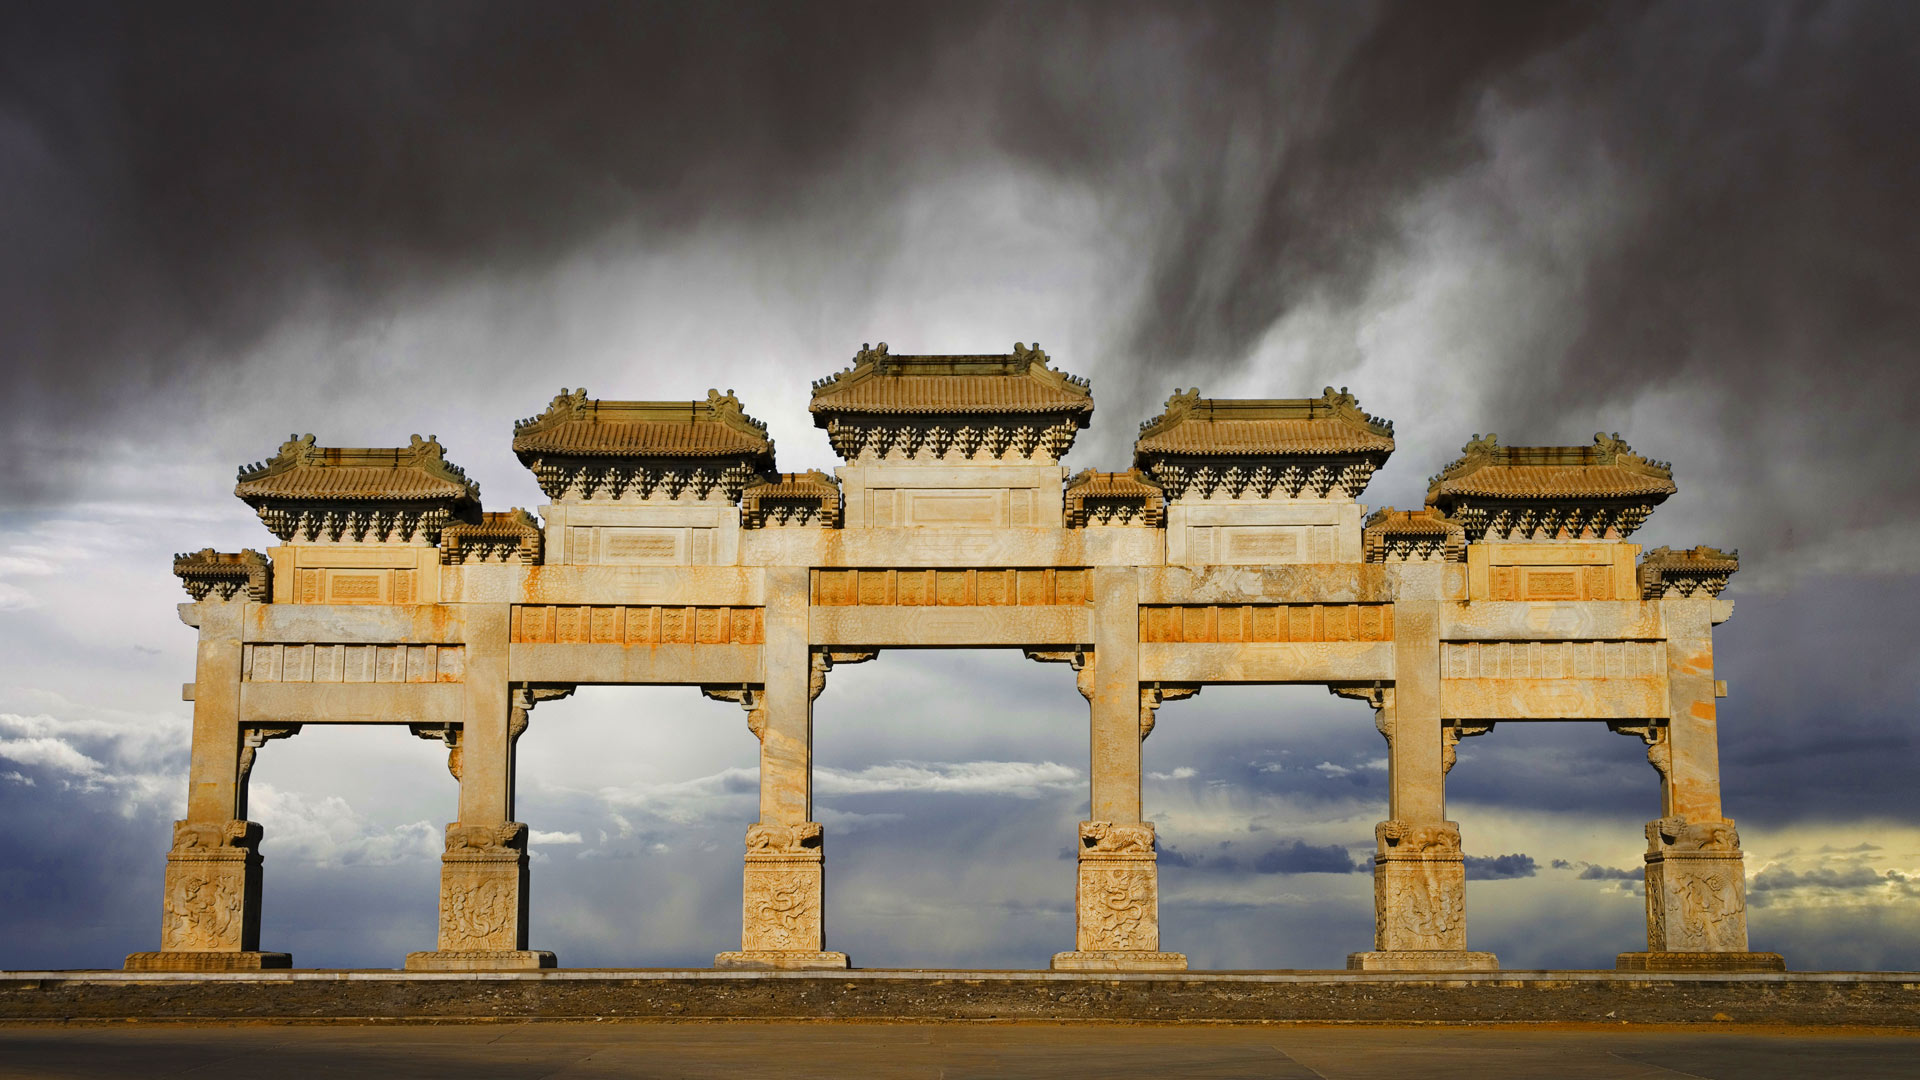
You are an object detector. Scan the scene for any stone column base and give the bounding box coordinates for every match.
[404,949,556,971]
[1347,950,1498,972]
[1052,950,1188,972]
[124,951,291,972]
[1616,951,1785,972]
[714,950,850,970]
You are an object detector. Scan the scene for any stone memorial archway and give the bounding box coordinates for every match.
[129,343,1779,974]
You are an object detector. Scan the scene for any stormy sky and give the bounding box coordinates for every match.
[3,1,1918,971]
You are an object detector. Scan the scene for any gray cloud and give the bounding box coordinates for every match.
[1465,853,1537,880]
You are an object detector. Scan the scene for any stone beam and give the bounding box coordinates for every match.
[508,644,763,685]
[1440,601,1664,642]
[242,604,467,644]
[239,683,464,727]
[1139,642,1393,684]
[809,606,1090,647]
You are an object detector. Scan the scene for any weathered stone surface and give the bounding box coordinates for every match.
[131,348,1768,977]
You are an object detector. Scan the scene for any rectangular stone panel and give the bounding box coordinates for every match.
[1140,641,1395,683]
[1469,542,1638,601]
[510,605,764,645]
[1139,604,1393,643]
[810,568,1093,607]
[241,644,465,683]
[1440,640,1665,679]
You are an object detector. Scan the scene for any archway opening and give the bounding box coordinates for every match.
[812,648,1085,968]
[1448,720,1655,968]
[515,685,759,966]
[249,724,454,967]
[1144,684,1382,969]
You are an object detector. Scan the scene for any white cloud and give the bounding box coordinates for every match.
[249,784,440,867]
[1314,762,1353,778]
[816,760,1082,799]
[1149,766,1197,781]
[530,829,584,845]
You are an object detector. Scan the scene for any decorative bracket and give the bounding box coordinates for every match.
[1609,720,1672,782]
[409,723,464,779]
[1441,721,1495,774]
[702,684,766,740]
[1329,682,1393,740]
[1139,683,1200,740]
[1025,646,1094,702]
[509,684,576,744]
[236,724,302,817]
[809,649,880,702]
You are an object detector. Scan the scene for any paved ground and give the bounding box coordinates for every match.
[1,1022,1914,1079]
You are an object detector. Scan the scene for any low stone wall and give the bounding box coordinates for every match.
[4,970,1917,1027]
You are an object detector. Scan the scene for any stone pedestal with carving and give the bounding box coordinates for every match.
[715,822,848,970]
[1347,821,1496,972]
[1616,815,1783,972]
[406,822,554,971]
[1052,821,1187,972]
[126,819,290,971]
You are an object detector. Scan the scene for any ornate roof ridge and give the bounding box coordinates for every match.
[1426,432,1675,494]
[512,387,773,458]
[1136,385,1395,441]
[808,341,1093,417]
[1639,545,1740,599]
[234,434,480,503]
[1361,507,1467,563]
[741,469,843,528]
[173,548,272,601]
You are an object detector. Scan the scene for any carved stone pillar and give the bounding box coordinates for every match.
[128,602,291,971]
[1341,677,1497,971]
[716,565,862,969]
[1044,568,1186,972]
[408,605,562,970]
[1612,676,1782,969]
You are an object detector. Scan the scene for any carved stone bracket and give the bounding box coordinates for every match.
[1025,646,1094,701]
[235,725,301,817]
[1609,721,1673,783]
[1441,721,1495,775]
[809,649,880,702]
[409,723,464,780]
[1330,683,1393,741]
[702,684,766,740]
[1139,683,1200,740]
[509,684,576,743]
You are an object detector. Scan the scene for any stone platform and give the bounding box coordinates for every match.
[4,969,1916,1027]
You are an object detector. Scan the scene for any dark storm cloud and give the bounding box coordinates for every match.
[7,2,1915,519]
[1464,853,1537,879]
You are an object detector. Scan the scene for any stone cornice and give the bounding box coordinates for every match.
[173,548,271,602]
[1638,545,1739,599]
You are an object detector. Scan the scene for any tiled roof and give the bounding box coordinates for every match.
[1427,434,1675,502]
[810,342,1092,417]
[1363,508,1456,535]
[746,471,841,499]
[513,388,774,460]
[235,435,479,503]
[440,509,542,540]
[1133,387,1395,459]
[1064,470,1164,499]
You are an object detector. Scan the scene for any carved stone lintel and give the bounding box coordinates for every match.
[703,684,766,740]
[409,723,463,780]
[1610,721,1673,783]
[1441,722,1494,775]
[1139,684,1199,740]
[1025,646,1094,701]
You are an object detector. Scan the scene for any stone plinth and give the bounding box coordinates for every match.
[125,820,283,971]
[714,951,850,970]
[1052,950,1188,971]
[123,951,291,972]
[717,822,847,969]
[405,950,556,971]
[1363,821,1495,970]
[1616,951,1786,972]
[419,822,551,966]
[1347,951,1497,972]
[1641,816,1755,953]
[1054,821,1187,972]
